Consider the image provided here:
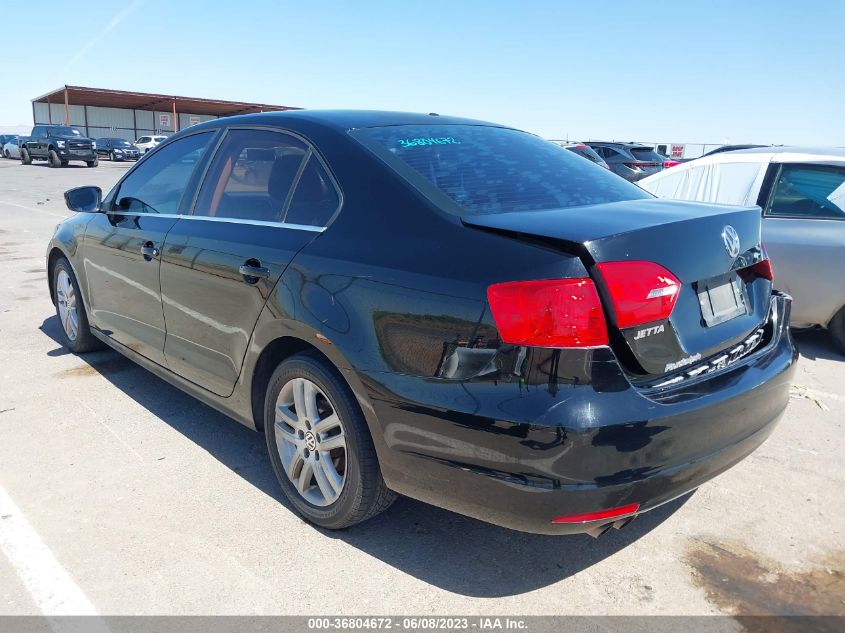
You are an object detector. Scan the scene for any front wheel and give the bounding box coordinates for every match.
[830,307,845,355]
[21,148,32,165]
[52,257,104,353]
[264,352,395,529]
[48,149,61,168]
[87,158,98,168]
[3,150,9,159]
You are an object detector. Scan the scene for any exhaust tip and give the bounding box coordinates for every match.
[586,523,614,538]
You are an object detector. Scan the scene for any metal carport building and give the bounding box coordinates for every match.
[32,85,300,142]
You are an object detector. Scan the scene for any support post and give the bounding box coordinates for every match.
[64,87,69,125]
[172,100,178,133]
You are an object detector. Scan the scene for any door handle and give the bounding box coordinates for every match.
[141,241,159,260]
[239,261,271,283]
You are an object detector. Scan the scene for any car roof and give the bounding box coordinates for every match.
[585,141,653,149]
[728,146,845,159]
[188,109,508,133]
[640,146,845,186]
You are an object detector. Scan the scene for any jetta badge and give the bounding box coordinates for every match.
[722,225,740,258]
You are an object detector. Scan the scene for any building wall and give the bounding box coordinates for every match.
[33,102,217,141]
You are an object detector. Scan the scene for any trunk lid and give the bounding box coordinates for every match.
[464,198,772,376]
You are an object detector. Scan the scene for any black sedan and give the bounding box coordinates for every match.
[48,111,796,536]
[95,137,141,161]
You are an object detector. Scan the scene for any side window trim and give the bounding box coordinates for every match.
[108,128,218,215]
[187,124,343,229]
[758,162,782,212]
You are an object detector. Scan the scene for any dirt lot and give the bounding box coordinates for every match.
[0,157,842,617]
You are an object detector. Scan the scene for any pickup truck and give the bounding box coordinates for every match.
[21,125,98,168]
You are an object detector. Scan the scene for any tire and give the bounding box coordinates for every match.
[21,148,31,165]
[48,149,61,168]
[110,151,118,162]
[264,351,395,529]
[830,307,845,355]
[61,160,69,167]
[87,158,98,168]
[3,150,9,159]
[52,257,104,353]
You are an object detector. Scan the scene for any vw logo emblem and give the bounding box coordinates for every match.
[722,225,741,258]
[304,431,317,452]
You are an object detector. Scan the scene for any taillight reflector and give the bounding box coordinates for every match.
[552,502,640,524]
[487,278,609,348]
[752,258,774,281]
[663,160,681,168]
[596,261,681,329]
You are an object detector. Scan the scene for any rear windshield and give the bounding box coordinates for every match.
[351,125,650,215]
[567,145,604,163]
[630,147,664,162]
[49,127,82,136]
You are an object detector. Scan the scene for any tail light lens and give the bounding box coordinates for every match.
[552,502,640,524]
[752,258,774,280]
[739,257,774,282]
[663,160,681,168]
[487,278,609,348]
[596,261,681,329]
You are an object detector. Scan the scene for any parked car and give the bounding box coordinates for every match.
[49,111,796,536]
[2,135,20,158]
[22,125,97,167]
[702,144,768,157]
[585,142,665,181]
[554,142,610,169]
[96,138,141,161]
[134,135,168,154]
[640,147,845,352]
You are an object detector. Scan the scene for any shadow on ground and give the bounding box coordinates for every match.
[40,315,689,597]
[792,328,842,362]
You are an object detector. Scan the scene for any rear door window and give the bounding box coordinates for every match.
[193,128,308,222]
[352,125,649,215]
[284,156,340,227]
[765,165,845,220]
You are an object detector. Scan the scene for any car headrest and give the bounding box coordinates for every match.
[269,154,304,200]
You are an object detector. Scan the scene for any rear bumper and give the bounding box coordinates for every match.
[362,292,797,535]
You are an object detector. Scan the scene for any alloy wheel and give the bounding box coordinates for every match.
[56,269,79,342]
[274,377,347,506]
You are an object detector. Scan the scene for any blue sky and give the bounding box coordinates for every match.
[1,0,842,145]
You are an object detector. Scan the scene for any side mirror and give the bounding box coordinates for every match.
[64,186,102,213]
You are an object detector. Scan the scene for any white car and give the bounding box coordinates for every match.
[3,137,25,159]
[639,147,845,351]
[134,135,168,153]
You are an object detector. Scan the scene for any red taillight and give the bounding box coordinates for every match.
[741,257,774,281]
[663,160,681,168]
[596,261,681,329]
[487,278,609,348]
[552,502,640,524]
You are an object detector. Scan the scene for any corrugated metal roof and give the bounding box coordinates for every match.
[32,85,300,117]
